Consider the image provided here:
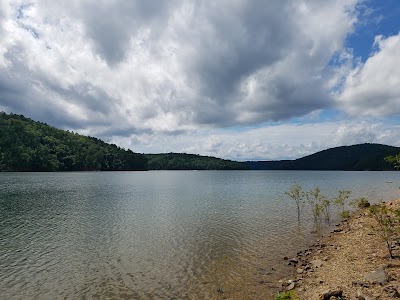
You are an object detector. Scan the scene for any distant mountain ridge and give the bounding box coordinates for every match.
[245,144,400,171]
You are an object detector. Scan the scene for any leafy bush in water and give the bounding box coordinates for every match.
[332,190,351,220]
[306,187,326,222]
[285,183,305,221]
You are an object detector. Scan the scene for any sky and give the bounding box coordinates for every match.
[0,0,399,161]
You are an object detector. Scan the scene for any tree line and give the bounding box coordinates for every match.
[145,153,250,170]
[0,112,147,171]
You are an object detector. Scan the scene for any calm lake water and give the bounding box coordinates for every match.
[1,171,400,299]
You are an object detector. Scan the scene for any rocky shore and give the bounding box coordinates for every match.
[278,199,400,300]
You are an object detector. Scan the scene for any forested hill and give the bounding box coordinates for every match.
[145,153,250,170]
[2,113,399,172]
[246,144,400,171]
[0,112,147,171]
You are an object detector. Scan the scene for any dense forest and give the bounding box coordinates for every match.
[246,144,400,171]
[0,112,147,171]
[145,153,250,170]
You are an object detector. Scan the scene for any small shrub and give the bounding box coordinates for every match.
[275,290,299,300]
[385,154,400,169]
[340,210,350,219]
[334,190,351,215]
[306,187,325,222]
[285,183,305,222]
[369,204,400,259]
[354,197,370,208]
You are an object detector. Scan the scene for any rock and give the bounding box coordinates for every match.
[357,290,376,300]
[283,256,289,260]
[329,297,339,300]
[311,259,324,268]
[383,286,400,298]
[289,258,299,264]
[352,281,370,288]
[286,282,295,291]
[364,267,389,284]
[296,268,304,274]
[319,290,343,300]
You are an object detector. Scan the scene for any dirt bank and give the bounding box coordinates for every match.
[278,199,400,300]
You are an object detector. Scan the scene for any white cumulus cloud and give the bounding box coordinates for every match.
[338,33,400,116]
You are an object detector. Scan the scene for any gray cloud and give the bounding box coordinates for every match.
[184,1,294,97]
[2,0,385,159]
[0,1,358,127]
[79,1,174,65]
[0,44,117,129]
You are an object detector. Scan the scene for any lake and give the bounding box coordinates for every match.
[1,171,400,299]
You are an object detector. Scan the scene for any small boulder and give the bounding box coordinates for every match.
[319,290,343,300]
[286,282,295,291]
[311,259,324,268]
[364,267,389,284]
[289,258,299,264]
[357,290,376,300]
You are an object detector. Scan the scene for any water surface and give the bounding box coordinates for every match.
[1,171,400,299]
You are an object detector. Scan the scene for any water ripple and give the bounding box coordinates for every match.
[1,171,400,299]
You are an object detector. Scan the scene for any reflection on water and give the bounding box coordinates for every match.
[1,171,400,299]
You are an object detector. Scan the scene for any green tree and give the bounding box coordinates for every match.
[306,187,325,222]
[334,190,352,219]
[0,112,148,171]
[385,154,400,169]
[285,183,305,221]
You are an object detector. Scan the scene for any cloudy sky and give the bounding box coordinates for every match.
[0,0,399,160]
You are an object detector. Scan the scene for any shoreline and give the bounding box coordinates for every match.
[277,199,400,300]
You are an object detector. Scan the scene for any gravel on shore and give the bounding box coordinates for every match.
[278,199,400,300]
